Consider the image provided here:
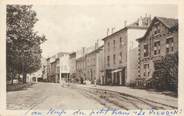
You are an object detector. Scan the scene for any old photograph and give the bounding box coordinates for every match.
[5,2,179,114]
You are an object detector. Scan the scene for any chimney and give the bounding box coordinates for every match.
[139,16,143,26]
[106,28,109,36]
[95,40,99,49]
[82,47,85,55]
[111,27,115,34]
[137,18,139,26]
[145,13,147,17]
[124,20,127,27]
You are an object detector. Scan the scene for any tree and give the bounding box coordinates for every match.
[153,52,178,91]
[7,5,46,84]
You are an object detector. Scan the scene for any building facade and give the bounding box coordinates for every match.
[46,52,69,83]
[59,53,70,83]
[85,50,96,84]
[103,16,151,86]
[76,47,87,83]
[137,17,178,87]
[95,45,104,85]
[69,52,77,82]
[85,44,104,84]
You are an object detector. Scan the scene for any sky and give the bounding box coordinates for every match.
[33,4,177,58]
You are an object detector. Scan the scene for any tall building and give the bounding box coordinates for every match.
[85,48,97,84]
[136,17,178,87]
[95,45,104,85]
[76,40,104,84]
[85,43,104,84]
[76,47,87,83]
[102,16,151,86]
[69,52,77,82]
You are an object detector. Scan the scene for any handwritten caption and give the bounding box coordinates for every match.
[29,108,182,116]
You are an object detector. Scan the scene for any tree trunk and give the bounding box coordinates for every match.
[11,72,15,85]
[23,73,27,83]
[11,73,14,85]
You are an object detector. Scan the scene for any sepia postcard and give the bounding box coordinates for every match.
[0,0,184,116]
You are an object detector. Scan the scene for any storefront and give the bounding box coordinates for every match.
[105,67,126,86]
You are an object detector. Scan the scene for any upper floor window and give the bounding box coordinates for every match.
[108,42,110,50]
[154,41,160,55]
[154,23,161,35]
[113,40,116,49]
[166,37,174,54]
[113,54,116,64]
[107,56,110,66]
[120,37,122,48]
[119,52,122,63]
[143,63,150,77]
[143,44,148,57]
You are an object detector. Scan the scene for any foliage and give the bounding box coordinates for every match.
[7,5,46,84]
[151,52,178,91]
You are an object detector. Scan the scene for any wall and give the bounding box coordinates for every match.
[86,52,96,83]
[138,18,178,81]
[104,29,127,70]
[127,28,147,84]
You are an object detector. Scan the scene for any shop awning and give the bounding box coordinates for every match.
[111,68,122,73]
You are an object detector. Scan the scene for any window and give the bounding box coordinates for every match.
[108,42,110,51]
[166,37,174,54]
[143,44,148,57]
[113,54,116,64]
[113,40,116,49]
[143,63,149,77]
[120,37,122,47]
[153,41,160,55]
[154,23,161,35]
[107,56,110,66]
[119,52,122,63]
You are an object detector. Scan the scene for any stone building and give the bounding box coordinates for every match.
[76,47,87,83]
[59,53,70,83]
[69,52,76,82]
[46,52,69,83]
[136,17,178,87]
[46,56,58,83]
[102,16,151,86]
[95,45,104,85]
[85,49,97,84]
[85,44,104,84]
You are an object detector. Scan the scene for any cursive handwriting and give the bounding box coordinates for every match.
[47,108,66,116]
[29,108,182,116]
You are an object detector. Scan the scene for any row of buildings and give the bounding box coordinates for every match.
[43,15,178,88]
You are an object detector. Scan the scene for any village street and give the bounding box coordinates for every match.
[7,82,177,110]
[7,83,104,110]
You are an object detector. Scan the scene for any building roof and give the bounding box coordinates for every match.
[69,52,76,58]
[157,17,178,29]
[102,16,151,41]
[102,27,127,41]
[86,45,104,56]
[102,25,149,41]
[137,16,178,41]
